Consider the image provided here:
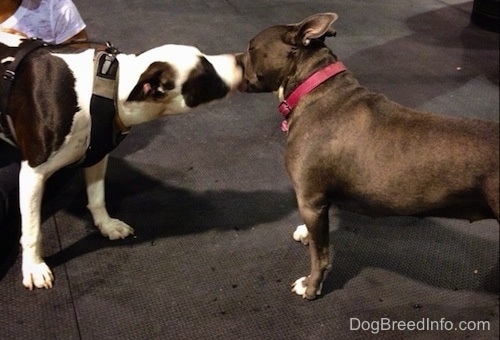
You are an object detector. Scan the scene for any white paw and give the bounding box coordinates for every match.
[291,276,322,298]
[22,262,54,290]
[293,224,309,245]
[291,276,308,296]
[98,218,135,240]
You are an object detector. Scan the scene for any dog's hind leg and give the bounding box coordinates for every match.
[291,193,331,300]
[19,162,54,289]
[84,155,134,240]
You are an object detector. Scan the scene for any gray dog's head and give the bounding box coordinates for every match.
[237,12,338,93]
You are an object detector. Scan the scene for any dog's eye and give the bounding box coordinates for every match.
[163,80,175,91]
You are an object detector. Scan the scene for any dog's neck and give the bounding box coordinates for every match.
[280,47,338,97]
[278,61,347,132]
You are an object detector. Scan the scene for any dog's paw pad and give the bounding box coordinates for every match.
[101,219,135,240]
[293,224,309,245]
[22,262,54,290]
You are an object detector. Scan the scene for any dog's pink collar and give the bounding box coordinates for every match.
[278,61,346,131]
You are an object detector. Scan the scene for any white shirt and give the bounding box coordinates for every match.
[0,0,86,44]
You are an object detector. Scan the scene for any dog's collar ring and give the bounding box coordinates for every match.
[278,100,293,132]
[280,120,290,132]
[278,101,292,132]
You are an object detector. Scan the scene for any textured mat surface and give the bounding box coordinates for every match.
[1,1,498,339]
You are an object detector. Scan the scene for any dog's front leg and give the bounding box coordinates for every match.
[19,162,54,289]
[84,155,134,240]
[291,195,331,300]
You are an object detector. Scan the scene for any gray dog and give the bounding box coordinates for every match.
[237,12,499,300]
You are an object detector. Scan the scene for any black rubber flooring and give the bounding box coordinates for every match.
[1,1,498,339]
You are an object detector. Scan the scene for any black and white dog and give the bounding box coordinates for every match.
[0,32,242,290]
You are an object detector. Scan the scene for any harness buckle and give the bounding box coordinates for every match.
[278,100,292,118]
[101,54,115,75]
[105,41,120,55]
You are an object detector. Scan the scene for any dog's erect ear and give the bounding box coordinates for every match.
[127,62,177,101]
[296,12,338,46]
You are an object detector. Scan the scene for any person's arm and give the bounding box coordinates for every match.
[52,0,87,44]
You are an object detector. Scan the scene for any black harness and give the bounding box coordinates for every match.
[0,39,129,167]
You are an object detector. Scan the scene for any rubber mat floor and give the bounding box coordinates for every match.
[0,1,498,339]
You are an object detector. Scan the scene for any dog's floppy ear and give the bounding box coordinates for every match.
[127,62,177,101]
[296,12,338,46]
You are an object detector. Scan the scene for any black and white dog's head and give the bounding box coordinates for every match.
[128,53,237,107]
[116,45,243,125]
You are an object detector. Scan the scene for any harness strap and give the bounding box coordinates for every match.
[78,44,129,167]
